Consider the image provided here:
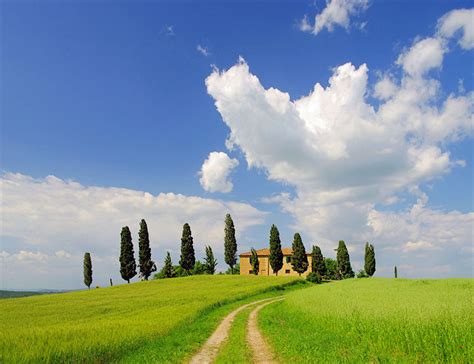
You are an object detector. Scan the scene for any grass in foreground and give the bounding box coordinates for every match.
[0,275,300,363]
[260,278,473,363]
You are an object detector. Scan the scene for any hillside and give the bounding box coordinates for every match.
[260,278,473,363]
[0,275,300,363]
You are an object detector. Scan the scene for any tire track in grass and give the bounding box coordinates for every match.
[189,297,283,364]
[247,298,284,364]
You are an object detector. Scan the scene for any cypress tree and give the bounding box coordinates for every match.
[291,233,308,276]
[224,214,237,274]
[204,245,218,275]
[120,226,137,283]
[394,266,398,278]
[336,240,354,278]
[138,219,157,280]
[269,224,283,275]
[83,252,92,289]
[364,242,376,277]
[311,245,325,276]
[250,248,259,275]
[163,252,174,278]
[180,223,195,274]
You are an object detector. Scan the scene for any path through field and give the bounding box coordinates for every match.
[247,299,283,364]
[189,296,283,364]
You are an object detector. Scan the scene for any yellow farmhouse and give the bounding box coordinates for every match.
[239,247,312,277]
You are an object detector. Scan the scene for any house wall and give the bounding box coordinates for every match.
[239,255,312,277]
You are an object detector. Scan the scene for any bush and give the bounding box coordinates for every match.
[357,269,369,278]
[306,272,322,284]
[192,261,208,275]
[225,263,240,275]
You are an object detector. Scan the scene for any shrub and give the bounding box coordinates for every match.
[225,263,240,275]
[357,269,369,278]
[324,258,339,280]
[306,272,322,284]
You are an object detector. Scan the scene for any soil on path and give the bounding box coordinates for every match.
[246,298,284,364]
[188,296,283,364]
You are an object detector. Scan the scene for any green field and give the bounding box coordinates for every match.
[0,275,299,363]
[260,278,473,363]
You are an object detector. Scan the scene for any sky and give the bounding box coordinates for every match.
[1,0,473,289]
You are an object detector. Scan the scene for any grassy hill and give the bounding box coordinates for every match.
[260,278,473,363]
[0,275,300,363]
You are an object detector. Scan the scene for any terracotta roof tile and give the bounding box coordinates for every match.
[239,247,310,256]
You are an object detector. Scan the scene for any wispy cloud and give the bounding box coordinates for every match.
[197,44,210,56]
[162,25,175,36]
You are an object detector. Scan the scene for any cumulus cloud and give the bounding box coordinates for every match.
[199,152,239,193]
[206,10,473,277]
[0,172,265,288]
[437,8,474,50]
[300,0,369,35]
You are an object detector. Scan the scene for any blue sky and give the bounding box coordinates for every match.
[2,0,473,289]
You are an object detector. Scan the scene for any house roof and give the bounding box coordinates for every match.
[239,247,310,257]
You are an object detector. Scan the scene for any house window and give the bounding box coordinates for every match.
[285,269,290,274]
[286,257,291,263]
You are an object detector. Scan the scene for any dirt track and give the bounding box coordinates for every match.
[188,296,282,364]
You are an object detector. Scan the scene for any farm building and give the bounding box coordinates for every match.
[239,248,312,277]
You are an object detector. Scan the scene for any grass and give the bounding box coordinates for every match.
[260,278,473,363]
[0,275,300,363]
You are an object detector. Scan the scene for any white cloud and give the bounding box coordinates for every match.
[206,9,473,277]
[0,172,265,289]
[199,152,239,193]
[300,0,369,35]
[396,37,446,77]
[197,44,210,57]
[437,8,474,50]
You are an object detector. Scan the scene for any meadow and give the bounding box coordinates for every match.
[260,278,473,363]
[0,275,300,363]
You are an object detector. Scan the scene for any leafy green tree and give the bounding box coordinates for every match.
[180,223,195,274]
[324,258,339,280]
[311,245,325,276]
[192,261,208,275]
[357,269,369,278]
[269,224,283,275]
[120,226,137,283]
[204,245,218,275]
[83,252,92,289]
[394,266,398,278]
[250,248,259,275]
[138,219,157,280]
[291,233,308,276]
[336,240,354,278]
[364,242,376,277]
[224,214,237,274]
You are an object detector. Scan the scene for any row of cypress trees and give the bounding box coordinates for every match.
[248,224,376,279]
[83,214,239,287]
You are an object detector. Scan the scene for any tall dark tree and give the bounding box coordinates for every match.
[336,240,354,278]
[163,252,174,278]
[180,223,195,274]
[224,214,237,274]
[394,266,398,278]
[138,219,157,280]
[291,233,308,276]
[311,245,325,276]
[250,248,260,275]
[83,252,92,289]
[204,245,218,275]
[120,226,137,283]
[364,242,376,277]
[269,224,283,276]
